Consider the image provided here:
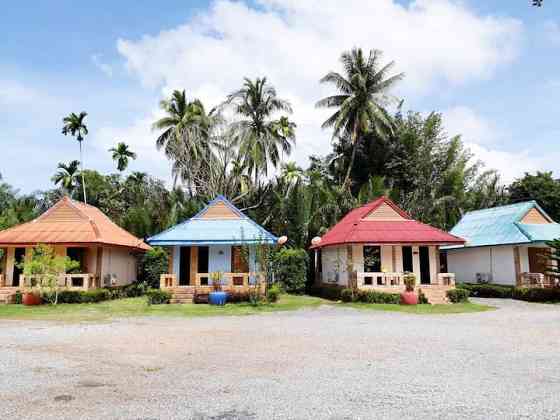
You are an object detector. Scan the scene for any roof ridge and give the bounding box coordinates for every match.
[465,201,536,215]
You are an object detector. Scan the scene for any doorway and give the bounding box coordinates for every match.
[419,246,431,284]
[179,246,191,286]
[402,246,413,273]
[12,248,26,287]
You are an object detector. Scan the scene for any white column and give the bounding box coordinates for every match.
[412,246,421,282]
[429,246,438,284]
[394,246,404,273]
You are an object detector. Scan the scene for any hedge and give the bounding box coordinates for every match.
[446,288,470,303]
[512,287,560,303]
[43,282,147,304]
[146,289,171,305]
[274,248,308,293]
[456,283,514,299]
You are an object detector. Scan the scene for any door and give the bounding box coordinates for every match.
[12,248,26,287]
[402,246,413,273]
[179,246,191,286]
[528,248,548,274]
[419,246,431,284]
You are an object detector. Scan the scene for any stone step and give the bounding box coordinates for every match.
[169,298,194,304]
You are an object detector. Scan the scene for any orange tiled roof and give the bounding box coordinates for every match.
[0,196,150,251]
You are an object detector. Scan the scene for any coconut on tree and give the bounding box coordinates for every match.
[61,111,89,203]
[316,48,404,189]
[109,142,137,172]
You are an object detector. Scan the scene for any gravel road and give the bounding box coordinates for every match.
[1,299,559,420]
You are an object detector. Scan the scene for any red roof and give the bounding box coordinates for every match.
[311,197,464,248]
[0,197,150,251]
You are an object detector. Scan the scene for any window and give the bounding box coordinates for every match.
[67,248,86,273]
[363,246,381,272]
[364,276,373,285]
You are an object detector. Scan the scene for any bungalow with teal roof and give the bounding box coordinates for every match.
[148,196,280,303]
[444,201,560,287]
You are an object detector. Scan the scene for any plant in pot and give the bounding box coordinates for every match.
[208,271,227,306]
[400,272,418,305]
[18,244,80,306]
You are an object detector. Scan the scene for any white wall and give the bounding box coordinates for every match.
[101,247,137,286]
[321,245,348,286]
[447,245,516,285]
[380,246,393,271]
[209,245,232,273]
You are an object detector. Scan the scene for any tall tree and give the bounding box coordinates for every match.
[225,77,296,186]
[316,48,404,189]
[508,172,560,222]
[51,160,80,197]
[62,111,89,203]
[109,142,137,172]
[152,90,220,189]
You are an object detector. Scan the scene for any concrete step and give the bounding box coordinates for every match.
[169,298,194,304]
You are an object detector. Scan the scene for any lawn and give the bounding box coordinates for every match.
[344,301,495,314]
[0,295,494,322]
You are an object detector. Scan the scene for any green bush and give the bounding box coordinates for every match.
[146,289,171,305]
[274,248,308,293]
[418,290,429,304]
[49,282,147,304]
[512,287,560,303]
[456,283,514,298]
[138,247,169,288]
[267,284,281,303]
[340,288,355,302]
[14,290,22,304]
[339,288,400,304]
[447,288,470,303]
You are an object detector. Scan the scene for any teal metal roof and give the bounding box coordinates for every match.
[445,201,560,249]
[148,196,278,246]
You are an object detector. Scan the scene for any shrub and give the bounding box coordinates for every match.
[14,290,22,305]
[227,290,250,303]
[340,288,355,302]
[456,283,514,298]
[418,289,429,304]
[146,289,171,305]
[267,284,281,303]
[274,248,308,293]
[357,290,401,304]
[138,247,169,288]
[447,288,470,303]
[403,272,416,292]
[512,287,560,303]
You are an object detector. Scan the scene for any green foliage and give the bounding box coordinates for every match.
[267,284,281,303]
[509,172,560,222]
[418,290,429,304]
[308,285,344,301]
[545,238,560,281]
[146,289,171,305]
[139,247,169,288]
[512,287,560,303]
[339,288,401,304]
[403,272,416,292]
[19,244,80,305]
[446,288,470,303]
[53,283,147,304]
[456,283,514,298]
[274,248,308,293]
[109,142,137,172]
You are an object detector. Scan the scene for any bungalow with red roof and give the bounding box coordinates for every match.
[310,197,465,303]
[0,197,150,302]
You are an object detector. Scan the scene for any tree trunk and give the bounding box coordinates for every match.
[79,141,87,204]
[342,121,360,190]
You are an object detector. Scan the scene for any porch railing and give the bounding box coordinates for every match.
[519,272,558,288]
[436,273,456,286]
[160,274,177,289]
[20,273,99,290]
[321,271,457,288]
[160,272,264,289]
[357,272,406,287]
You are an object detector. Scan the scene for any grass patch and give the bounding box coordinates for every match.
[0,294,329,322]
[343,302,495,314]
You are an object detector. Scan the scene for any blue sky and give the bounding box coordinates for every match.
[1,0,559,193]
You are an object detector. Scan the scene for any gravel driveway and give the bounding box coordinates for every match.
[1,299,559,420]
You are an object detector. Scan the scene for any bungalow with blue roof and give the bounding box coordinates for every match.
[444,201,560,287]
[148,196,280,303]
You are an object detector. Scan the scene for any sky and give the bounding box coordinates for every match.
[1,0,559,194]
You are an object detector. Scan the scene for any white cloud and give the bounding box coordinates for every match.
[91,54,113,77]
[114,0,522,169]
[543,20,560,45]
[444,106,501,145]
[0,80,39,105]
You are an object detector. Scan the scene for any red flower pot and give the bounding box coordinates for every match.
[22,292,42,306]
[400,291,418,305]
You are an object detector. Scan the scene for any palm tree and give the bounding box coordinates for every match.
[62,111,89,203]
[109,142,137,172]
[52,160,80,196]
[225,77,296,186]
[316,48,404,189]
[152,90,220,188]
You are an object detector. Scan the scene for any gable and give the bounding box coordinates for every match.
[521,207,551,224]
[363,202,406,221]
[38,200,87,223]
[199,200,241,220]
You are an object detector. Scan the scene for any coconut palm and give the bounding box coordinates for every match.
[152,90,220,188]
[51,160,80,196]
[316,48,404,189]
[225,77,296,186]
[109,142,137,172]
[62,111,89,203]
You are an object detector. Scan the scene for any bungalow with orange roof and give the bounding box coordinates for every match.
[0,196,150,301]
[310,197,465,303]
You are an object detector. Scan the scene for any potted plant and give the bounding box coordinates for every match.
[22,283,42,306]
[208,271,227,306]
[400,272,418,305]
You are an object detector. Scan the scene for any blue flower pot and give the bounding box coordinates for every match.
[208,291,228,306]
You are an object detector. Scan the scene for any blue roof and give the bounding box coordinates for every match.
[148,195,278,246]
[445,201,560,249]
